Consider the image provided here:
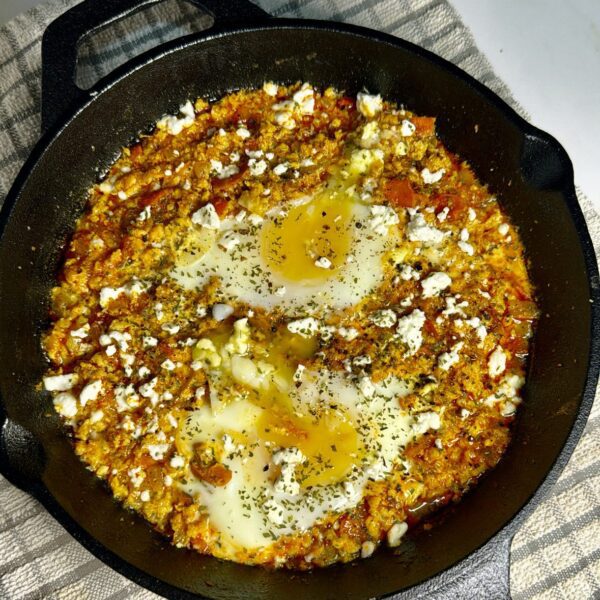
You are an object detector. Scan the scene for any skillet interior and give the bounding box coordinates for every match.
[0,23,597,599]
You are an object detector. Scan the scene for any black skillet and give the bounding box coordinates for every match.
[0,0,598,598]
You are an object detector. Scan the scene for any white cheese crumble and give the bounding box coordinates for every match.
[287,317,320,338]
[263,81,278,96]
[359,121,380,148]
[143,336,158,348]
[236,127,251,139]
[421,272,452,298]
[273,162,289,176]
[248,158,268,176]
[369,205,400,235]
[421,168,445,184]
[399,265,420,281]
[438,342,464,371]
[79,380,102,406]
[370,309,397,328]
[53,392,78,418]
[292,83,315,114]
[212,303,234,321]
[147,443,170,461]
[219,231,241,252]
[44,373,78,392]
[498,223,509,236]
[407,211,446,245]
[400,119,416,136]
[357,92,383,118]
[396,309,426,355]
[156,100,195,136]
[387,522,408,547]
[161,359,176,371]
[272,447,306,496]
[170,454,185,468]
[488,345,507,378]
[161,323,180,335]
[70,324,90,339]
[361,541,376,558]
[338,327,359,341]
[210,159,239,180]
[437,206,450,222]
[90,410,104,424]
[458,240,475,256]
[191,203,220,229]
[314,256,332,269]
[99,279,149,308]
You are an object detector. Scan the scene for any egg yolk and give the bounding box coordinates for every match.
[260,193,353,283]
[257,404,361,488]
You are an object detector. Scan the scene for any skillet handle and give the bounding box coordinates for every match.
[41,0,270,134]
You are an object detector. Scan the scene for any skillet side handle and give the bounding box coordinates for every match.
[41,0,270,134]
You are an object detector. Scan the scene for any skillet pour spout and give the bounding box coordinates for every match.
[0,0,598,598]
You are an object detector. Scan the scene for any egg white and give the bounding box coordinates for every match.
[170,195,397,315]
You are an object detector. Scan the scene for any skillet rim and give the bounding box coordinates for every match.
[0,17,599,600]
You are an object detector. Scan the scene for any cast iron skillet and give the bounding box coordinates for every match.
[0,0,598,598]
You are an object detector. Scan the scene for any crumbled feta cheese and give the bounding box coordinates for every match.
[117,190,128,201]
[396,309,426,355]
[314,256,332,269]
[488,345,507,378]
[161,323,180,335]
[156,100,195,136]
[191,204,220,228]
[443,296,469,317]
[293,364,306,383]
[128,467,145,488]
[412,411,441,435]
[70,324,90,339]
[79,380,102,406]
[170,454,185,469]
[263,81,278,96]
[287,317,320,338]
[399,265,420,281]
[387,522,408,547]
[272,446,306,496]
[53,392,78,418]
[275,286,286,296]
[143,336,158,348]
[212,303,234,321]
[498,223,509,236]
[293,83,315,114]
[44,373,78,392]
[273,162,289,176]
[370,309,397,328]
[369,205,399,235]
[438,342,464,371]
[394,140,408,156]
[147,443,170,460]
[338,327,359,341]
[90,410,104,424]
[400,119,415,136]
[421,272,452,298]
[99,279,149,308]
[458,240,475,256]
[248,158,268,176]
[209,159,239,180]
[357,92,383,118]
[105,344,117,356]
[161,359,176,371]
[361,540,376,558]
[407,211,446,245]
[360,121,380,148]
[114,384,140,412]
[236,127,251,139]
[468,207,477,221]
[421,168,445,184]
[140,490,151,502]
[437,207,450,222]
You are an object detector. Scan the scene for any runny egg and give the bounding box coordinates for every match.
[175,322,441,554]
[170,187,399,315]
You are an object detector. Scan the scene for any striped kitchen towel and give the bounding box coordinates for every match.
[0,0,598,598]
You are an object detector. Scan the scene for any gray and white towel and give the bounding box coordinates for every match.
[0,0,598,598]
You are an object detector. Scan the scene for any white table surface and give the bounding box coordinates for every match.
[1,0,599,206]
